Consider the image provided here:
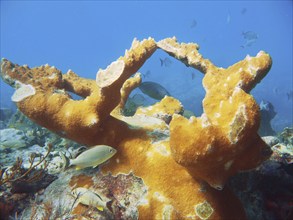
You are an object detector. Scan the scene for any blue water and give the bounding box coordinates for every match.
[1,1,292,132]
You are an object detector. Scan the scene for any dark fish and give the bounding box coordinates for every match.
[191,72,196,80]
[242,31,258,40]
[139,81,170,100]
[260,100,277,120]
[190,19,197,28]
[241,31,258,48]
[160,57,172,67]
[241,39,257,48]
[142,70,151,78]
[124,94,146,116]
[287,90,293,100]
[259,100,277,136]
[131,94,145,105]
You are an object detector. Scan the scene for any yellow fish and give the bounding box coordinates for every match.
[64,145,117,170]
[71,187,107,211]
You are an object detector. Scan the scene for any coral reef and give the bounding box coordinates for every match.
[0,143,56,219]
[229,132,293,220]
[20,170,147,219]
[0,37,273,219]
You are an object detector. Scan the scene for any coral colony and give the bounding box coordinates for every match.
[1,37,272,219]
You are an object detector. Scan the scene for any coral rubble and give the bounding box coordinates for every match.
[0,37,273,219]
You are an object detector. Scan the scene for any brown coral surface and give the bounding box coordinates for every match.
[0,37,273,219]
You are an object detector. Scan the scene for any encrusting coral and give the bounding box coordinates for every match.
[0,37,272,219]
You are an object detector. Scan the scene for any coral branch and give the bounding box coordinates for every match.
[157,37,216,73]
[0,38,157,146]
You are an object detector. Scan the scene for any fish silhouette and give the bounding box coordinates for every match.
[139,81,170,100]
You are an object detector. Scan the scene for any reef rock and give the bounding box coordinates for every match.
[20,169,147,220]
[0,128,29,149]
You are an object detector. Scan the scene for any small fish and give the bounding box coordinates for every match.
[241,31,258,48]
[159,57,172,67]
[71,187,107,211]
[190,19,197,28]
[286,90,293,100]
[191,72,196,80]
[242,31,258,40]
[60,145,117,170]
[241,39,257,48]
[139,81,170,100]
[142,70,151,78]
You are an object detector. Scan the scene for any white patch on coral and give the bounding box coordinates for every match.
[11,83,36,102]
[247,64,258,76]
[224,83,227,87]
[245,55,252,61]
[154,192,166,202]
[201,113,210,128]
[131,38,140,48]
[219,101,223,109]
[146,151,153,158]
[206,144,214,154]
[162,205,174,220]
[189,116,197,123]
[139,194,149,206]
[233,87,241,94]
[116,158,120,163]
[227,76,231,81]
[154,144,170,156]
[228,104,247,144]
[48,73,57,79]
[66,69,72,74]
[214,113,221,118]
[87,116,98,126]
[96,60,125,88]
[229,96,233,104]
[146,105,153,111]
[65,111,71,117]
[257,51,265,57]
[224,160,234,170]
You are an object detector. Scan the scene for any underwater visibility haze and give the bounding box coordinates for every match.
[0,1,292,220]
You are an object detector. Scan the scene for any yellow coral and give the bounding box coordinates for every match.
[0,37,272,219]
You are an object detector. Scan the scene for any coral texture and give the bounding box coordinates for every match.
[0,37,272,219]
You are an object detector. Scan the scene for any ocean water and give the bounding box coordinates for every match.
[0,1,292,131]
[0,1,292,219]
